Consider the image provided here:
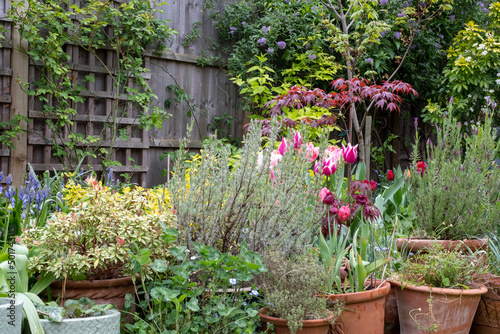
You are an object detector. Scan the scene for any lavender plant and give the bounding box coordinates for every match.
[409,103,500,240]
[168,119,327,255]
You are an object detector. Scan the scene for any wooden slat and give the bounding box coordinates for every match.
[28,136,150,149]
[29,110,141,125]
[0,94,10,103]
[0,68,12,76]
[0,148,10,156]
[30,163,148,173]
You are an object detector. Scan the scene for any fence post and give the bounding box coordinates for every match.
[9,0,29,186]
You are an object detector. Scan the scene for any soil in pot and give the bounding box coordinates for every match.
[391,280,487,334]
[258,308,337,334]
[319,280,391,334]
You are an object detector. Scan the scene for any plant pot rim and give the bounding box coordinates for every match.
[39,309,120,323]
[318,279,391,304]
[258,307,337,326]
[389,280,488,296]
[50,275,135,288]
[396,237,488,252]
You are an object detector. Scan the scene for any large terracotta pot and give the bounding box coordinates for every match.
[384,283,400,334]
[258,308,337,334]
[320,280,391,334]
[49,276,135,323]
[471,276,500,333]
[396,237,488,255]
[391,280,487,333]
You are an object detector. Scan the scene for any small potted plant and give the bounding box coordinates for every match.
[18,178,176,312]
[390,244,488,333]
[399,105,500,254]
[258,250,341,334]
[36,297,120,334]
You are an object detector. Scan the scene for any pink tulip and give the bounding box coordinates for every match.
[338,206,350,223]
[342,143,358,164]
[305,142,319,162]
[278,137,288,155]
[324,146,343,164]
[293,131,303,149]
[322,158,337,176]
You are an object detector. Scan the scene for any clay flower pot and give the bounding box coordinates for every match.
[49,276,135,323]
[258,308,337,334]
[471,275,500,333]
[319,280,391,334]
[391,280,487,333]
[396,237,488,255]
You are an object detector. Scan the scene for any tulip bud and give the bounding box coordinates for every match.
[338,206,350,223]
[341,143,358,164]
[293,131,303,149]
[278,137,288,155]
[387,170,394,181]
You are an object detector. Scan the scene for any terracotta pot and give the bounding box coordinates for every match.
[471,276,500,333]
[49,276,135,323]
[258,308,337,334]
[391,280,487,333]
[320,280,391,334]
[384,283,400,334]
[396,237,488,255]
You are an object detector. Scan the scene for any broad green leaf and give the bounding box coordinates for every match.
[16,293,45,334]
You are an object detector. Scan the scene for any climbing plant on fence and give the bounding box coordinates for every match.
[8,0,176,177]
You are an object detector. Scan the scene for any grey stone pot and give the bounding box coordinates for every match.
[0,298,23,334]
[40,309,120,334]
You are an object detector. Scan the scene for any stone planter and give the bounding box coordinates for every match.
[0,298,23,334]
[40,309,120,334]
[391,280,487,333]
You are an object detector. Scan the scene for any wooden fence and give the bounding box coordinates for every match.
[0,0,243,188]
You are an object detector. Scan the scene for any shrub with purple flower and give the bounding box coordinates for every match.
[277,41,286,50]
[257,37,266,46]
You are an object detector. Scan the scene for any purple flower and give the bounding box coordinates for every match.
[380,0,388,4]
[277,41,286,50]
[242,21,246,26]
[380,30,389,37]
[267,48,274,53]
[258,37,267,46]
[308,53,316,61]
[394,32,401,39]
[262,26,269,34]
[438,34,444,39]
[414,117,418,129]
[449,96,453,104]
[365,58,373,64]
[397,12,404,17]
[229,27,237,35]
[419,1,425,7]
[450,15,455,21]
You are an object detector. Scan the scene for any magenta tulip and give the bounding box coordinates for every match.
[342,143,358,164]
[313,161,321,174]
[278,137,288,155]
[322,158,337,176]
[338,205,350,223]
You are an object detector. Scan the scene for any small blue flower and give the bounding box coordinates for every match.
[365,58,373,64]
[229,278,237,285]
[394,32,401,39]
[229,27,237,35]
[258,38,267,46]
[250,290,259,297]
[267,48,274,53]
[308,54,316,61]
[277,41,286,50]
[242,302,247,306]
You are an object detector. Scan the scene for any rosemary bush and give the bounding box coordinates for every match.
[169,120,326,254]
[409,107,500,240]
